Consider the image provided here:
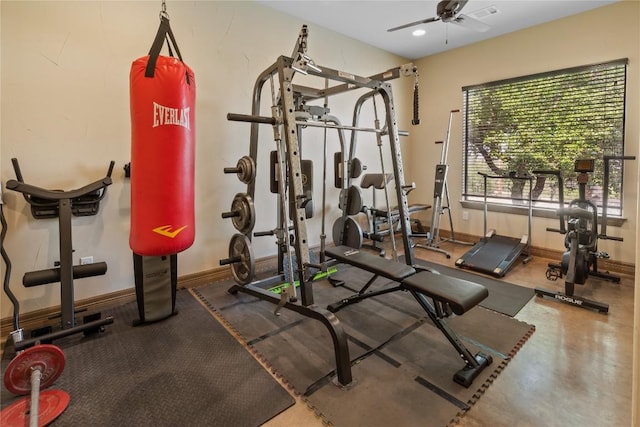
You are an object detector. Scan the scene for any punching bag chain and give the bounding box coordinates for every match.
[159,0,170,20]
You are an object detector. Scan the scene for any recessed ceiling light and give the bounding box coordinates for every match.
[412,29,426,37]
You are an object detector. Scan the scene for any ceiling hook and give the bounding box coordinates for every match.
[159,0,170,21]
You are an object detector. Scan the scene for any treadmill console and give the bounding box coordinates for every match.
[574,159,595,173]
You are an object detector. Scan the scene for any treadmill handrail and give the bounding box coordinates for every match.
[601,155,635,238]
[477,171,534,237]
[532,169,565,233]
[477,171,533,181]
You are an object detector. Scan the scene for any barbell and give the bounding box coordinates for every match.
[1,344,69,426]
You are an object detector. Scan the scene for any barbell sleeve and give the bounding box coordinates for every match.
[226,113,277,125]
[221,211,240,219]
[219,256,241,266]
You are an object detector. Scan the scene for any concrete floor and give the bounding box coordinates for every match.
[260,240,634,427]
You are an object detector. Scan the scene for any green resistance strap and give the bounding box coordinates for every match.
[268,267,338,295]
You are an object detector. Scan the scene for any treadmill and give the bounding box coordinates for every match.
[455,172,533,278]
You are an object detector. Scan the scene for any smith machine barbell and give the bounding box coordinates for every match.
[219,25,420,387]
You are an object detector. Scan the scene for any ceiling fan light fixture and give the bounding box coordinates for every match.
[412,29,426,37]
[387,0,492,34]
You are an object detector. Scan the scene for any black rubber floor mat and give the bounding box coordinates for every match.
[1,290,295,427]
[195,268,535,427]
[404,255,536,316]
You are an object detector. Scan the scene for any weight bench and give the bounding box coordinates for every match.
[371,203,430,221]
[360,173,430,240]
[325,245,493,387]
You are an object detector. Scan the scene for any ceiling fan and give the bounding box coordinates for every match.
[387,0,490,33]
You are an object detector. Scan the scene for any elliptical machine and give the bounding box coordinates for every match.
[534,156,635,313]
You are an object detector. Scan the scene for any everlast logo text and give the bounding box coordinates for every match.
[153,102,190,130]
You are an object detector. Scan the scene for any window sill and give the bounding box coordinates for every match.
[460,200,627,227]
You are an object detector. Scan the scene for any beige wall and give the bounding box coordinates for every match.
[0,1,410,314]
[409,1,638,265]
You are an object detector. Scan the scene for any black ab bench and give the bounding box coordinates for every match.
[325,246,493,387]
[6,158,115,350]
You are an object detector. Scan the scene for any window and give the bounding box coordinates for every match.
[462,59,628,216]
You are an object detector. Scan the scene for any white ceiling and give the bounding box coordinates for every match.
[258,0,619,60]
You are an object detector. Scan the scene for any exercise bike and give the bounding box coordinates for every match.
[534,156,634,313]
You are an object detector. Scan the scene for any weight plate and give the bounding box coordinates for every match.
[332,216,363,249]
[345,186,363,216]
[230,193,255,234]
[350,157,364,179]
[0,389,70,427]
[229,233,255,285]
[332,217,345,246]
[343,216,364,249]
[338,188,347,212]
[236,156,256,184]
[4,344,66,395]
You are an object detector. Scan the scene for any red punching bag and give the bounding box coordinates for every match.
[130,16,195,256]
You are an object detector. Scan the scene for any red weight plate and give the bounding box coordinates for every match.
[4,345,66,395]
[0,389,70,427]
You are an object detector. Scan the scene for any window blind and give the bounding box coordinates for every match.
[462,59,627,215]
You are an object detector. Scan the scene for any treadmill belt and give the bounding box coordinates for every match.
[457,234,524,277]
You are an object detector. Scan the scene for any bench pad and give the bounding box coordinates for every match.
[325,246,416,282]
[402,271,488,315]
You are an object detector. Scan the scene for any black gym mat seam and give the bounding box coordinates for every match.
[414,375,470,410]
[347,334,403,368]
[246,318,310,346]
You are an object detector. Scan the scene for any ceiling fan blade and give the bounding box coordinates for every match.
[387,16,439,32]
[450,14,490,32]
